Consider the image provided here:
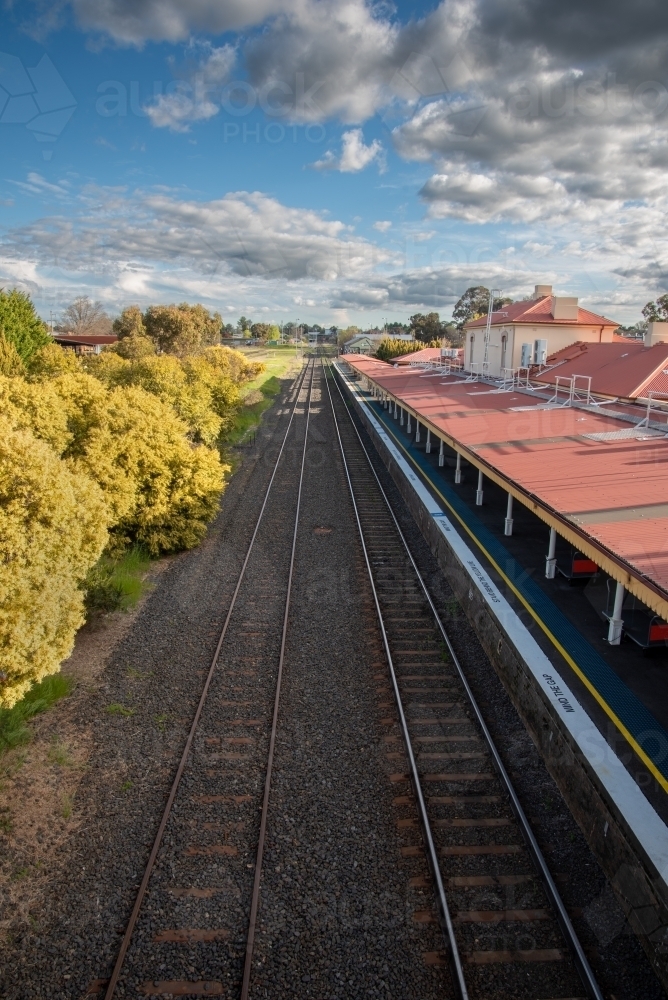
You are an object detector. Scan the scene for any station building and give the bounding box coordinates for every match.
[464,284,620,376]
[339,288,668,805]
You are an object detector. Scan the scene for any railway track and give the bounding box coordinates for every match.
[88,352,608,1000]
[98,358,315,999]
[325,358,604,1000]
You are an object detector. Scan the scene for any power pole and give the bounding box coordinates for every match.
[482,288,500,374]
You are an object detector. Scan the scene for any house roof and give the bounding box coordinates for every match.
[465,295,619,330]
[343,354,668,618]
[52,333,118,346]
[393,347,442,365]
[533,341,668,400]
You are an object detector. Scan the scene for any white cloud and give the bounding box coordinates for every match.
[373,221,392,232]
[145,44,236,131]
[312,130,385,173]
[1,183,393,291]
[71,0,294,45]
[10,172,71,198]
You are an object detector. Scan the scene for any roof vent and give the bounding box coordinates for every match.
[534,284,552,297]
[551,296,579,321]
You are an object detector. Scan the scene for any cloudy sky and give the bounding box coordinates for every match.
[1,0,667,327]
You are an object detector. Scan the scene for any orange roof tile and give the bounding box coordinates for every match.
[534,342,668,400]
[465,295,619,330]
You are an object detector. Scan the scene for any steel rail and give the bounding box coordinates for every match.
[103,358,313,1000]
[328,359,604,1000]
[322,360,470,1000]
[240,355,315,1000]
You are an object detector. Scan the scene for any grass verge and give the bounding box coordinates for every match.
[224,348,304,449]
[83,545,152,616]
[0,675,74,756]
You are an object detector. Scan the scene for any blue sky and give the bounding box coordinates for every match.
[1,0,667,328]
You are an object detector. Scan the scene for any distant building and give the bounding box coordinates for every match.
[464,284,619,377]
[52,332,118,355]
[344,331,415,355]
[344,333,385,354]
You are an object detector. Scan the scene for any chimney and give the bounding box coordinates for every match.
[534,284,552,298]
[551,296,579,321]
[645,321,668,347]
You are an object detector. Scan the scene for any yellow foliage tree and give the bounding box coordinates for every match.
[53,380,227,554]
[144,303,222,356]
[0,333,25,376]
[27,341,80,378]
[0,417,108,708]
[0,375,72,455]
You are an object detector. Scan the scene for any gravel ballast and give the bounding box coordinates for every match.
[1,355,664,1000]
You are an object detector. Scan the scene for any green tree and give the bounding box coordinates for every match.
[250,322,272,341]
[113,305,146,339]
[111,334,156,359]
[409,312,446,343]
[642,295,668,322]
[337,326,360,347]
[452,287,512,331]
[0,289,49,362]
[144,303,222,356]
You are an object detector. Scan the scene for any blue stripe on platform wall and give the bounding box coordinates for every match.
[363,391,668,781]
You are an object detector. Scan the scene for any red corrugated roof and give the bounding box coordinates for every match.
[52,334,118,345]
[465,295,619,329]
[394,347,442,365]
[344,355,668,609]
[534,342,668,399]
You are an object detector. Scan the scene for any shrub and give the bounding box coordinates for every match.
[0,374,72,455]
[0,674,73,753]
[0,417,108,708]
[375,338,442,362]
[111,334,156,359]
[67,384,227,554]
[83,546,151,615]
[27,341,80,378]
[0,334,25,376]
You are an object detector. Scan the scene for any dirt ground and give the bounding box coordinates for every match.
[0,559,173,942]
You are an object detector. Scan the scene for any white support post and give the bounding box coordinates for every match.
[393,400,398,419]
[455,452,462,483]
[476,469,484,505]
[545,527,557,579]
[426,428,431,453]
[607,581,625,645]
[438,438,444,466]
[407,413,412,433]
[400,407,404,426]
[504,493,514,536]
[415,421,421,443]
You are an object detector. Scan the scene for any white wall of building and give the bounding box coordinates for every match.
[465,323,616,375]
